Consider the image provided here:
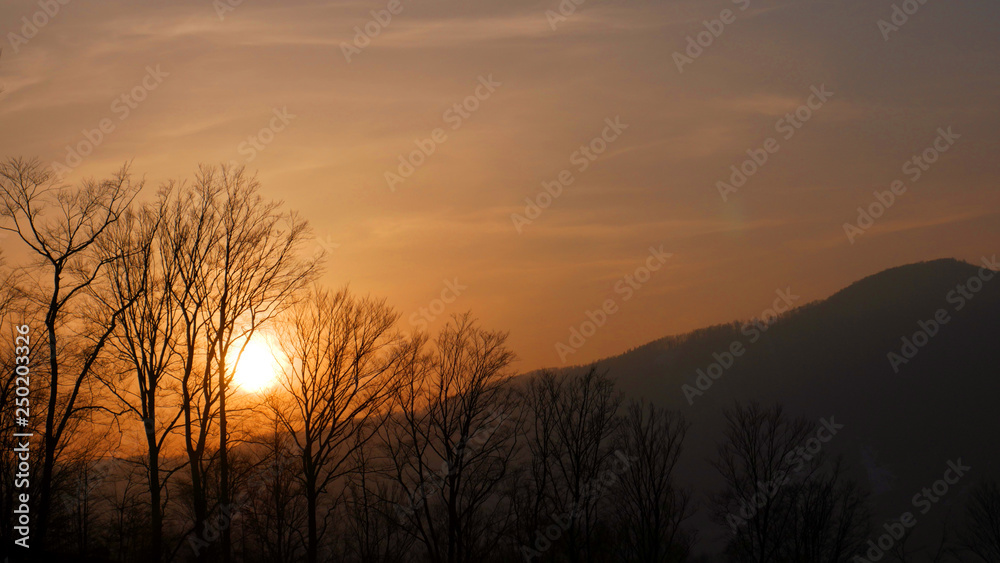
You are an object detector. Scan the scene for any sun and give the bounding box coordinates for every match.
[230,338,280,393]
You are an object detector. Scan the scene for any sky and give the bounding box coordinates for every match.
[1,0,998,372]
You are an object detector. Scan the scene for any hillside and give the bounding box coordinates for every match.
[555,258,1000,557]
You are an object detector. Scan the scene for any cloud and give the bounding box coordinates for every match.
[0,0,997,368]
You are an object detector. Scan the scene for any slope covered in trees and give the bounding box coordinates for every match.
[0,159,996,562]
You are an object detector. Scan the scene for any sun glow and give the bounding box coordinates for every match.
[230,338,280,393]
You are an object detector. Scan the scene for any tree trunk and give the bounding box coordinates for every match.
[147,419,162,562]
[37,294,61,550]
[187,439,208,563]
[306,464,318,563]
[219,358,231,563]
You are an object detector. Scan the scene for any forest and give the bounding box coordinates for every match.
[0,158,997,563]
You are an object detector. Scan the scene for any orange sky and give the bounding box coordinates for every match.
[2,0,998,371]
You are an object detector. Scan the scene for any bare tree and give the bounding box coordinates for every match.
[99,457,150,562]
[269,286,399,563]
[203,165,315,563]
[958,480,1000,562]
[712,402,817,562]
[516,367,621,563]
[614,400,692,563]
[0,259,34,550]
[508,370,561,558]
[712,402,870,563]
[342,439,413,563]
[0,157,141,547]
[241,417,306,563]
[59,456,109,559]
[164,176,224,561]
[772,458,871,562]
[165,165,315,562]
[95,192,187,562]
[382,313,521,563]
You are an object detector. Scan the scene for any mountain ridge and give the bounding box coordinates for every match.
[557,257,991,371]
[532,257,1000,558]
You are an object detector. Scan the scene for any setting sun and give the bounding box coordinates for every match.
[230,338,280,393]
[2,0,998,559]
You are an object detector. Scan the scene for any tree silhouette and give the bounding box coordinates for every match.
[958,480,1000,561]
[712,402,871,563]
[381,313,521,563]
[614,400,692,563]
[269,286,399,563]
[0,157,140,548]
[96,192,185,562]
[514,367,621,563]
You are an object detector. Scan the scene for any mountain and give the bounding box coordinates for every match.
[554,258,1000,557]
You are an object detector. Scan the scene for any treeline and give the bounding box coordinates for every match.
[0,158,997,563]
